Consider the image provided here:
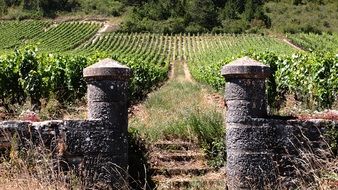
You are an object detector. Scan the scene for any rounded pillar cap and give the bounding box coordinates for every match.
[221,56,271,79]
[83,58,132,81]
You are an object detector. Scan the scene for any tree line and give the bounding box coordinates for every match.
[122,0,271,33]
[0,0,336,33]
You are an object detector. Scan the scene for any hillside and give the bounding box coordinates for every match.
[266,0,338,34]
[0,0,337,34]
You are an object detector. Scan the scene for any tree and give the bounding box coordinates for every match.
[186,0,218,30]
[222,0,239,19]
[0,0,7,15]
[244,0,254,21]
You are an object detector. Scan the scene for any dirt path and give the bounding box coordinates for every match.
[74,22,119,50]
[183,61,194,83]
[170,59,194,83]
[90,22,114,44]
[97,22,112,34]
[203,89,225,109]
[130,58,223,116]
[283,39,304,51]
[168,62,175,80]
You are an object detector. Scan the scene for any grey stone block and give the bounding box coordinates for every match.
[87,101,128,128]
[64,130,128,155]
[83,58,131,81]
[227,151,277,189]
[87,80,129,102]
[63,120,105,131]
[222,57,274,189]
[225,79,266,101]
[221,56,271,79]
[83,58,131,188]
[226,123,276,151]
[226,99,267,119]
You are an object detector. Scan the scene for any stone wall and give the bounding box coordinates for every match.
[222,57,338,189]
[276,119,337,187]
[0,119,129,188]
[225,117,338,189]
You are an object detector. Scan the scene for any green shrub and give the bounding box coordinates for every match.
[0,46,168,111]
[253,52,338,110]
[186,109,225,168]
[79,0,124,16]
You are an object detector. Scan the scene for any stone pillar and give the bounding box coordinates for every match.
[84,58,131,122]
[221,57,276,189]
[83,58,131,188]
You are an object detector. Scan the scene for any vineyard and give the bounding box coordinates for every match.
[0,20,336,113]
[0,20,50,50]
[288,32,338,53]
[31,21,102,52]
[0,21,102,52]
[185,34,297,90]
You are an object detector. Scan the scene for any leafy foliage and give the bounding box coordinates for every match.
[0,46,169,110]
[186,34,296,90]
[265,0,338,34]
[31,21,101,52]
[0,20,50,50]
[77,32,170,98]
[0,0,124,18]
[288,32,338,53]
[0,21,101,53]
[253,52,338,110]
[184,33,338,111]
[187,109,225,168]
[121,0,270,33]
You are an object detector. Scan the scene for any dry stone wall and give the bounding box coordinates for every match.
[222,57,338,189]
[0,119,128,188]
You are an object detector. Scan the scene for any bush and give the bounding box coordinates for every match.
[222,19,248,34]
[79,0,124,16]
[253,52,338,110]
[186,109,225,168]
[185,23,208,34]
[0,46,169,111]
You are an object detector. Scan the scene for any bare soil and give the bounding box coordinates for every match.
[297,110,338,121]
[168,62,175,80]
[183,62,194,83]
[283,38,304,51]
[203,90,225,109]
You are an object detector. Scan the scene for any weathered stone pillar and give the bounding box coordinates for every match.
[221,57,276,189]
[84,58,131,122]
[83,58,131,188]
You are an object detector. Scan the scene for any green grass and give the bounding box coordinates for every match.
[129,62,224,143]
[130,81,212,142]
[129,61,225,167]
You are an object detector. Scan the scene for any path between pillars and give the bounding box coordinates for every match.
[129,59,225,189]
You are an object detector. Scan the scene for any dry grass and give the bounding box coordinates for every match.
[0,147,80,190]
[0,145,134,190]
[275,132,338,190]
